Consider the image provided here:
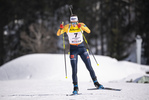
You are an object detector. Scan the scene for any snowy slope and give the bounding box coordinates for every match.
[0,54,149,100]
[0,54,149,82]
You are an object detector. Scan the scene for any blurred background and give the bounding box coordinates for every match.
[0,0,149,66]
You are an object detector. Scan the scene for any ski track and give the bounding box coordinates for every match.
[0,80,149,100]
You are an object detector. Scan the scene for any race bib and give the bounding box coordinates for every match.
[67,31,83,44]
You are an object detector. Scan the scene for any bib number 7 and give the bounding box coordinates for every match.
[74,33,78,38]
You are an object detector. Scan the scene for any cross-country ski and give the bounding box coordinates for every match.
[66,93,82,96]
[88,87,121,91]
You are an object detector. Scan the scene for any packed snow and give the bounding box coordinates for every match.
[0,54,149,100]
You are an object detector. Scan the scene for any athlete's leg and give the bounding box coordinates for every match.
[70,49,78,84]
[79,48,97,80]
[79,48,103,88]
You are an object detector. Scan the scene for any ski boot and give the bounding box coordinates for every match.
[73,85,79,95]
[94,80,104,89]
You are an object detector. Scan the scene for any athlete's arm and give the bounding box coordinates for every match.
[57,29,64,36]
[79,23,91,33]
[57,24,69,36]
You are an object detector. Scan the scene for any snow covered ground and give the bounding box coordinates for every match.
[0,54,149,100]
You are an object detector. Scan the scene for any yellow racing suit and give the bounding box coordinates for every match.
[56,22,98,86]
[57,23,90,45]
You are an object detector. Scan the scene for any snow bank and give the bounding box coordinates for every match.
[0,54,149,82]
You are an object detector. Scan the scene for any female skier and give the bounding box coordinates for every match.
[57,14,103,94]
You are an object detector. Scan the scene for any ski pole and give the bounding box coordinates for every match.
[80,29,99,66]
[62,22,68,79]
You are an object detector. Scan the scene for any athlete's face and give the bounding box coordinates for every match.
[71,21,78,27]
